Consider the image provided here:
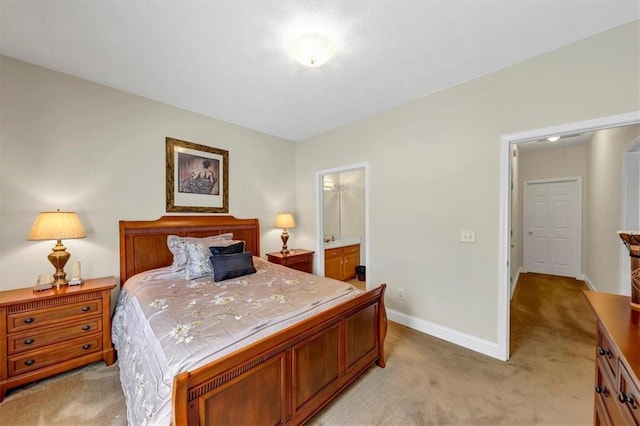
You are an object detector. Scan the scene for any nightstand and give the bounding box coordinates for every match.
[267,249,314,274]
[0,276,116,401]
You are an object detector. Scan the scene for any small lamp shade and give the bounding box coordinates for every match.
[275,213,295,255]
[28,211,87,241]
[28,210,86,287]
[275,213,296,229]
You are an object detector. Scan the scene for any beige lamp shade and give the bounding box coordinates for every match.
[28,210,86,287]
[275,213,296,229]
[28,210,87,241]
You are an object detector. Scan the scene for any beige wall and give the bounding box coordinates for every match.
[517,143,590,279]
[295,22,639,346]
[586,124,640,294]
[0,56,296,294]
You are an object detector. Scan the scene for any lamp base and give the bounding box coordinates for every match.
[280,230,290,255]
[48,240,70,287]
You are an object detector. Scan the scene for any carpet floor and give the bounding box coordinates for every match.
[0,273,596,425]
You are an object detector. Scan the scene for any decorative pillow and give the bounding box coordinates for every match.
[167,233,233,272]
[184,238,244,279]
[209,252,257,282]
[209,241,245,256]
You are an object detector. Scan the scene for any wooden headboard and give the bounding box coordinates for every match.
[119,215,260,285]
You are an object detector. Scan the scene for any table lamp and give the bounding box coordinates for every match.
[275,213,295,255]
[28,210,87,287]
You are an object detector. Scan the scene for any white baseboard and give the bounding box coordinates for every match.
[387,308,502,361]
[580,274,597,291]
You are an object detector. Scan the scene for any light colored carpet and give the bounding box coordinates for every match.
[0,273,596,425]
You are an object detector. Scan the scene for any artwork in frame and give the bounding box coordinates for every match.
[166,137,229,213]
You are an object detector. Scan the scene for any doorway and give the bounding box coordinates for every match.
[522,178,582,278]
[316,162,369,289]
[498,111,640,361]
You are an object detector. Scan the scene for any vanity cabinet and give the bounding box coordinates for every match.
[325,244,360,281]
[584,291,639,426]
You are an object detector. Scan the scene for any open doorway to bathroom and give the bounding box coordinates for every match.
[316,162,369,291]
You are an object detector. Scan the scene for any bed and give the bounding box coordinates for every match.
[115,215,387,425]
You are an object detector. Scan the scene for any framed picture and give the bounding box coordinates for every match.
[166,137,229,213]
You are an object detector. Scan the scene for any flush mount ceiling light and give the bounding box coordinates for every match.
[290,32,336,67]
[547,136,560,142]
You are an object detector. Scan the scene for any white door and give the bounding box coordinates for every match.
[523,178,582,278]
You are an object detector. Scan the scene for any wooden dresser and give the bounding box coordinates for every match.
[266,249,314,273]
[0,277,116,401]
[584,291,639,425]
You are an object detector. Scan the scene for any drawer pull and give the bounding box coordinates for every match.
[619,392,638,409]
[23,317,34,324]
[24,359,35,366]
[595,386,609,396]
[24,338,35,345]
[597,346,612,358]
[81,306,91,312]
[82,344,91,350]
[82,325,91,331]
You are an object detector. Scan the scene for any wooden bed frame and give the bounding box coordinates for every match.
[119,215,387,425]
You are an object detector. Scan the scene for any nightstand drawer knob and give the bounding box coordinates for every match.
[24,338,35,345]
[82,344,91,350]
[24,359,35,366]
[81,306,91,312]
[82,325,91,331]
[23,317,34,324]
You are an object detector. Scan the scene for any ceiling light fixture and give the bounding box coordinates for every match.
[547,136,560,142]
[290,32,336,67]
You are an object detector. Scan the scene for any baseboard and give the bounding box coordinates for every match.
[386,308,502,361]
[511,267,523,300]
[580,274,597,291]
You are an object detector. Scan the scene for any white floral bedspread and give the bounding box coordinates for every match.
[111,257,362,425]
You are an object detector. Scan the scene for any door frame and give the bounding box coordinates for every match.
[522,177,582,278]
[315,162,370,288]
[498,111,640,361]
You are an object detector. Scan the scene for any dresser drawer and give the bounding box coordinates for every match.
[597,326,618,381]
[8,334,102,377]
[596,358,625,426]
[7,299,102,333]
[619,362,640,425]
[8,318,102,355]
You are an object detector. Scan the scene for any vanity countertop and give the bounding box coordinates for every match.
[324,238,360,249]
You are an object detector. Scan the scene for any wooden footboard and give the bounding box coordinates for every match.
[172,284,387,425]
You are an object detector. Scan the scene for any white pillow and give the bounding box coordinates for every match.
[167,233,233,272]
[184,238,244,280]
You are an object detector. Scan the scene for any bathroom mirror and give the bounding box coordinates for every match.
[322,170,365,242]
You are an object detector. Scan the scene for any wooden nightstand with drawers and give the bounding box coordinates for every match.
[0,276,116,401]
[267,249,314,274]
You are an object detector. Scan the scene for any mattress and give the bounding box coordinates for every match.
[111,257,362,425]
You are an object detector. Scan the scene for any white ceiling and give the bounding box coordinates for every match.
[1,1,638,142]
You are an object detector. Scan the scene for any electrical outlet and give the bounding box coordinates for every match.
[398,288,405,301]
[461,230,476,243]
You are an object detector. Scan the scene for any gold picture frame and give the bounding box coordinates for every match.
[166,137,229,213]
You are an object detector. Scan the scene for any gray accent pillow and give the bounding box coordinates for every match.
[209,252,257,282]
[209,241,245,256]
